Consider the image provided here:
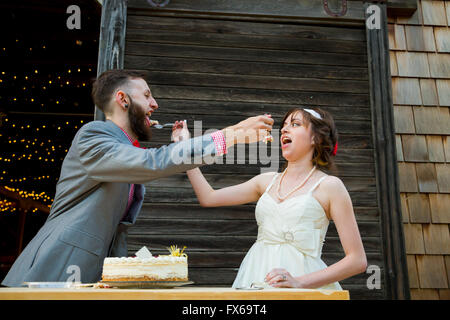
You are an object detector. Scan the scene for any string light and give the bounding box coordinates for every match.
[1,38,96,216]
[0,200,17,213]
[3,186,53,203]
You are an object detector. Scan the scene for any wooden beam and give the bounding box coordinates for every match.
[16,208,27,255]
[128,0,366,26]
[364,2,410,299]
[0,187,50,214]
[387,0,417,17]
[95,0,128,121]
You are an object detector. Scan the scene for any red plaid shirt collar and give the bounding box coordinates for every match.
[119,127,143,148]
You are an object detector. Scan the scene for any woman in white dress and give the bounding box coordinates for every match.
[172,107,367,290]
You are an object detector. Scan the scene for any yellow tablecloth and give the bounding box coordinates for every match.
[0,287,349,300]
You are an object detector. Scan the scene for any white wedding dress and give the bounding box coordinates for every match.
[232,173,342,290]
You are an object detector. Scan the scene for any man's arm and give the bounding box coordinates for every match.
[76,115,273,184]
[76,122,217,184]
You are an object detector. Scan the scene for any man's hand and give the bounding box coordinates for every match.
[221,114,274,148]
[172,120,190,142]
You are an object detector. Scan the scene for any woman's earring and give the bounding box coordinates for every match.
[124,103,128,109]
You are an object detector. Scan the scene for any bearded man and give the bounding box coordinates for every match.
[2,69,273,286]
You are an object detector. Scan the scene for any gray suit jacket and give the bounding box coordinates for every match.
[2,120,218,287]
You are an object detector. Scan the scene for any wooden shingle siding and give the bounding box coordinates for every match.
[392,78,422,105]
[388,24,407,50]
[440,289,450,299]
[429,194,450,223]
[436,80,450,106]
[394,106,415,133]
[396,52,430,77]
[445,256,450,285]
[421,0,447,26]
[404,25,435,51]
[428,53,450,78]
[398,162,419,192]
[390,0,450,300]
[390,51,399,76]
[400,193,409,222]
[404,223,425,254]
[402,135,428,161]
[426,136,446,162]
[436,163,450,193]
[406,255,420,288]
[419,79,439,106]
[423,224,450,255]
[446,2,450,26]
[416,163,439,193]
[444,137,450,162]
[407,193,431,223]
[413,107,450,134]
[416,255,448,288]
[434,27,450,53]
[396,135,404,161]
[411,288,440,299]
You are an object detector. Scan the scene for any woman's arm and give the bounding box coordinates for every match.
[187,168,273,207]
[266,176,367,288]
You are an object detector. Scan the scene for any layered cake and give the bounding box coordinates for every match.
[101,246,188,282]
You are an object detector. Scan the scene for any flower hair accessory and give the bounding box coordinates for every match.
[332,141,338,156]
[303,108,322,119]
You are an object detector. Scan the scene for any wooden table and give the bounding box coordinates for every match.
[0,287,349,300]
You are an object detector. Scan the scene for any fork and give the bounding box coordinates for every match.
[152,123,175,129]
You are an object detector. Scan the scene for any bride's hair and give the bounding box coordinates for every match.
[280,107,338,171]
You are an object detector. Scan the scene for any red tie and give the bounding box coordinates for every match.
[118,128,144,219]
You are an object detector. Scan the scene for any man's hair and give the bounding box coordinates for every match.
[91,69,147,114]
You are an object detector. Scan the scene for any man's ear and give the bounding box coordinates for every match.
[115,90,129,111]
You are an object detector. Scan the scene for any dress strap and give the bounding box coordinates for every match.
[264,172,280,193]
[308,175,328,194]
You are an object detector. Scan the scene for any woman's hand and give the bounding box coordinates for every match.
[265,268,302,288]
[172,120,190,142]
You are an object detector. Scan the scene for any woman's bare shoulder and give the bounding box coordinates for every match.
[254,171,279,194]
[321,175,349,197]
[321,175,350,200]
[259,171,278,180]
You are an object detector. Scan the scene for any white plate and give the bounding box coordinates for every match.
[24,282,80,288]
[100,280,194,289]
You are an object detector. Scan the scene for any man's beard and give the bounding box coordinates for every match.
[128,98,152,141]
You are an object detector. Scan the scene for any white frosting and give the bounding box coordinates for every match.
[104,256,186,264]
[102,255,188,280]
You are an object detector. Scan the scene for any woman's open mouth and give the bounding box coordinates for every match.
[281,136,292,149]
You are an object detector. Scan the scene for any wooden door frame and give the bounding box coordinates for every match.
[95,0,412,299]
[364,2,410,300]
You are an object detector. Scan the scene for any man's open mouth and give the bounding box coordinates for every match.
[145,111,152,127]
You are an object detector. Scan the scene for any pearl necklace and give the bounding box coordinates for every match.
[276,166,316,201]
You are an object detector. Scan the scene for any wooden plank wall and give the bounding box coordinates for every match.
[123,5,384,299]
